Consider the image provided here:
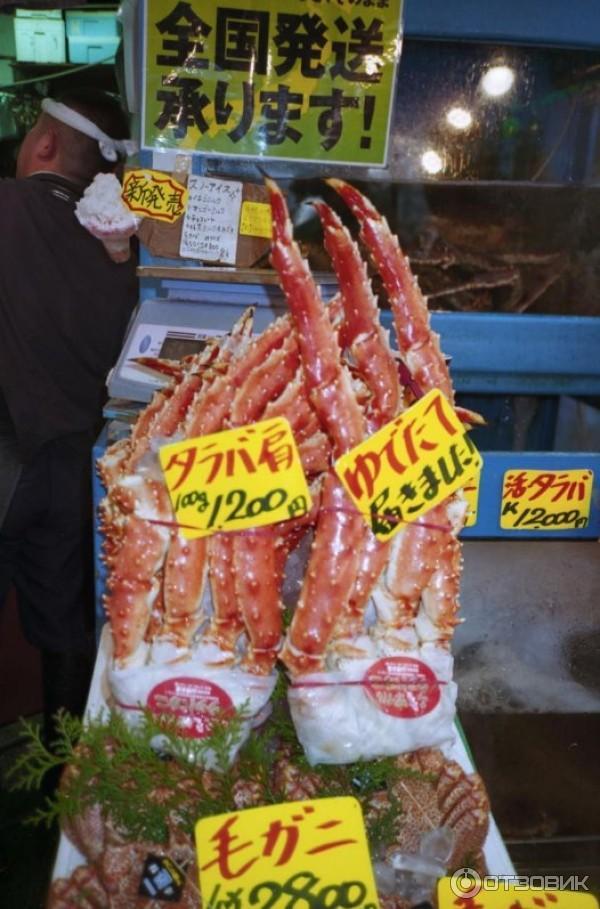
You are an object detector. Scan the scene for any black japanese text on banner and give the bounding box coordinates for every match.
[335,389,483,540]
[143,0,403,166]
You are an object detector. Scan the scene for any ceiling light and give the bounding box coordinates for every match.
[446,106,473,130]
[421,149,443,175]
[481,65,515,98]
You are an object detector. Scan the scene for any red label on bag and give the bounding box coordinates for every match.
[147,676,233,739]
[364,657,440,718]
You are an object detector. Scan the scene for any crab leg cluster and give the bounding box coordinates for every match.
[98,179,471,738]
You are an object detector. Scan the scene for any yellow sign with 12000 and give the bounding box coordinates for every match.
[143,0,403,165]
[159,417,312,539]
[500,468,593,531]
[196,797,380,909]
[335,389,483,541]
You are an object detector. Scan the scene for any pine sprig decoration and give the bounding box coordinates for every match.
[8,706,250,843]
[8,674,438,854]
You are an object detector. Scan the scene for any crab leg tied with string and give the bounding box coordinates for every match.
[267,180,471,764]
[328,180,468,650]
[99,305,332,751]
[97,176,480,764]
[267,179,372,677]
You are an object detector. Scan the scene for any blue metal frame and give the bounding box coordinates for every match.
[403,0,600,49]
[428,313,600,397]
[122,288,600,398]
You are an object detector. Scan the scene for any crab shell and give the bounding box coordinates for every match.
[48,746,489,908]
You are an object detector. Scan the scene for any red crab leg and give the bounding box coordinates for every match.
[313,200,410,646]
[374,501,452,638]
[102,317,253,663]
[228,332,300,427]
[267,178,370,675]
[262,375,331,477]
[160,534,209,649]
[313,201,401,428]
[157,314,298,654]
[202,333,303,669]
[328,179,453,402]
[330,181,471,648]
[104,509,171,665]
[267,180,365,455]
[227,331,327,674]
[206,533,246,656]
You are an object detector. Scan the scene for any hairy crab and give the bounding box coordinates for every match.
[47,744,488,909]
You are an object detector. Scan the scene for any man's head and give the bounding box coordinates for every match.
[16,88,131,185]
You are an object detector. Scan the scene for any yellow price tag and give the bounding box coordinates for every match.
[335,389,483,540]
[500,468,593,530]
[239,200,272,239]
[439,874,598,909]
[196,797,380,909]
[159,417,312,539]
[463,470,481,527]
[122,169,188,222]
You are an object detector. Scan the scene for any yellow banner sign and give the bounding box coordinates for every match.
[439,874,598,909]
[122,169,188,222]
[159,417,311,539]
[239,200,272,238]
[143,0,403,165]
[196,797,380,909]
[500,468,593,531]
[335,389,483,540]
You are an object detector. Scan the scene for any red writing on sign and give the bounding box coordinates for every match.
[201,807,357,880]
[163,424,295,491]
[504,470,590,503]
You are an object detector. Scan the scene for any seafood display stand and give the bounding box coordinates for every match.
[53,0,600,898]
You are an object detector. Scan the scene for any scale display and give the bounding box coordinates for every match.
[117,322,224,389]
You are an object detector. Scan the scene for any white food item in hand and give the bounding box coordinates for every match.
[76,173,139,237]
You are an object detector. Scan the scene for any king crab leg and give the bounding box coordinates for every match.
[102,313,256,666]
[267,179,371,676]
[207,327,327,675]
[329,180,467,649]
[328,179,454,402]
[313,200,401,430]
[157,314,299,659]
[311,199,413,654]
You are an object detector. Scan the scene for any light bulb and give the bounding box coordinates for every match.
[481,65,515,98]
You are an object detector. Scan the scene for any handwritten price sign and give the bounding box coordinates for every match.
[239,200,272,239]
[159,417,312,539]
[121,169,188,222]
[196,797,380,909]
[335,389,483,540]
[500,468,593,531]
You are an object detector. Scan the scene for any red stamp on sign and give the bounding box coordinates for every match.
[364,657,441,718]
[147,676,233,739]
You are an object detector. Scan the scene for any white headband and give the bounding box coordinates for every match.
[41,98,138,162]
